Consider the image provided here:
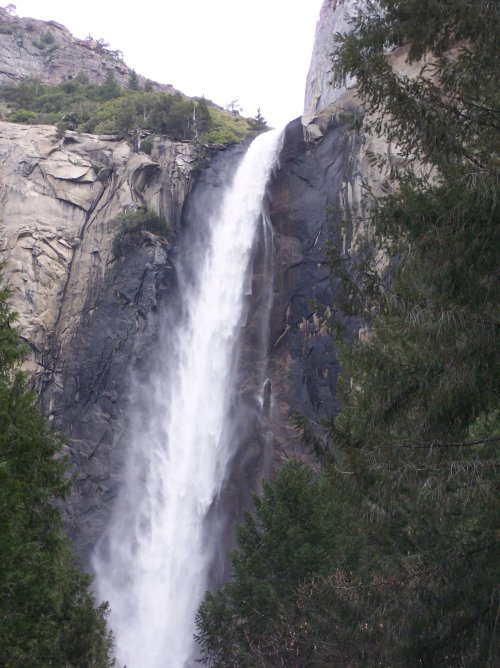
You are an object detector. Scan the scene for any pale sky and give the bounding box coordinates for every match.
[12,0,324,128]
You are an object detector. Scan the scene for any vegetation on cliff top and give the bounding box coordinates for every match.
[0,267,114,667]
[0,72,268,145]
[196,1,500,665]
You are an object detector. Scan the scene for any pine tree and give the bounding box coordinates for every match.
[195,460,361,666]
[0,268,114,666]
[320,1,500,664]
[127,69,140,91]
[98,70,121,101]
[194,97,212,136]
[248,107,269,134]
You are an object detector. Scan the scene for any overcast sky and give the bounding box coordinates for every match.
[12,0,324,128]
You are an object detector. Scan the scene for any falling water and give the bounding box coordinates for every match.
[93,129,283,668]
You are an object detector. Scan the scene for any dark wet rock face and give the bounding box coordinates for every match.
[267,116,362,460]
[51,237,175,561]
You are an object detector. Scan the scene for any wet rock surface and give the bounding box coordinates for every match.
[267,117,350,458]
[266,103,393,461]
[55,237,176,561]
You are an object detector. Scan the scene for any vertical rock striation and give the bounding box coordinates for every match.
[304,0,361,117]
[266,114,356,458]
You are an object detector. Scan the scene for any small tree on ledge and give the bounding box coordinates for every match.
[248,107,269,134]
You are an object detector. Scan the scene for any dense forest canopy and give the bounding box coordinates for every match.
[196,1,500,665]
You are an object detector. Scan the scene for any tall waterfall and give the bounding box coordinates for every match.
[93,129,283,668]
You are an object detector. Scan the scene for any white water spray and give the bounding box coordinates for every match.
[93,129,283,668]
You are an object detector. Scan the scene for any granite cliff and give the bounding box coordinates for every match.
[304,0,358,116]
[0,6,173,91]
[0,118,206,555]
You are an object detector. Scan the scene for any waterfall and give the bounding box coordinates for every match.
[93,129,284,668]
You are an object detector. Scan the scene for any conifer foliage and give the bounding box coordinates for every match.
[0,270,114,667]
[196,1,499,665]
[196,461,361,666]
[0,76,255,145]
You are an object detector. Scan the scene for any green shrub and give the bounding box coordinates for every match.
[140,138,154,155]
[112,208,169,255]
[55,121,66,139]
[0,99,9,120]
[41,30,55,45]
[200,106,252,144]
[8,109,37,124]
